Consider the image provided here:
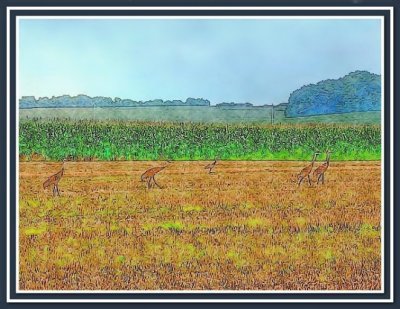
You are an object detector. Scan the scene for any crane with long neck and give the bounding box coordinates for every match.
[204,158,217,174]
[297,152,320,187]
[313,150,332,185]
[140,161,171,189]
[43,159,65,196]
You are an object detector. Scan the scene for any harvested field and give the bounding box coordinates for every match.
[18,161,381,291]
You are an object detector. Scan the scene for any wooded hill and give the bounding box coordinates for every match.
[285,71,381,117]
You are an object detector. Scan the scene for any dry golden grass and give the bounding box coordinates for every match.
[19,160,381,290]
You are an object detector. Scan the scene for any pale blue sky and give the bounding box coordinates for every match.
[19,18,381,105]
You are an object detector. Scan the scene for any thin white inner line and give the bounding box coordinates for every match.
[10,8,392,301]
[18,16,383,20]
[6,6,396,10]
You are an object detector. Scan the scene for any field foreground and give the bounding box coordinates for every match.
[19,161,381,290]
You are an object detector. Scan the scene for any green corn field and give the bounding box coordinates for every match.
[19,119,381,161]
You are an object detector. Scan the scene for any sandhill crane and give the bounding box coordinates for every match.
[140,162,170,189]
[313,150,332,185]
[43,159,65,196]
[204,159,217,174]
[297,152,320,187]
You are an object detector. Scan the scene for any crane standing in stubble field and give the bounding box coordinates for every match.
[297,152,320,187]
[313,150,332,185]
[140,161,171,189]
[204,158,217,174]
[43,159,65,196]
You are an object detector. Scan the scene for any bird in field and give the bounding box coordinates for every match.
[140,161,171,189]
[313,150,332,185]
[204,158,217,174]
[43,159,65,196]
[297,152,320,187]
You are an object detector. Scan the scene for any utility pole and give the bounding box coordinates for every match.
[270,104,274,125]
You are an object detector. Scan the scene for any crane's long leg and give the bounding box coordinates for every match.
[152,176,162,189]
[298,176,304,187]
[56,185,60,196]
[147,178,152,189]
[307,175,312,186]
[322,173,325,184]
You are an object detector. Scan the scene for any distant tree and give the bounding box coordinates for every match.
[20,95,212,108]
[20,96,37,108]
[285,71,381,117]
[185,98,210,106]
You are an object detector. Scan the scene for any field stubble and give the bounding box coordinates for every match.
[19,161,381,290]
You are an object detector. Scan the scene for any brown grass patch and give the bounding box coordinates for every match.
[19,161,381,290]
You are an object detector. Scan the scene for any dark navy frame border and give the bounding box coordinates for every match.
[1,0,397,305]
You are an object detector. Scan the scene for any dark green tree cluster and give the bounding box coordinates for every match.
[286,71,381,117]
